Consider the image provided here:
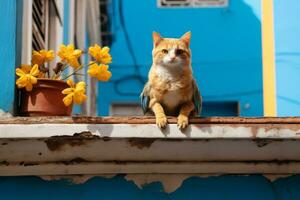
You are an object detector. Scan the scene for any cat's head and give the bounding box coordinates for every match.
[152,32,191,68]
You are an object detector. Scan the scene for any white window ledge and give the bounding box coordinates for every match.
[0,116,300,176]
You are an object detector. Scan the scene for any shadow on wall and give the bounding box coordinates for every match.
[99,0,263,116]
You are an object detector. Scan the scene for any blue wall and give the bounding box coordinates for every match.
[0,0,22,113]
[274,0,300,116]
[98,0,263,116]
[1,175,300,199]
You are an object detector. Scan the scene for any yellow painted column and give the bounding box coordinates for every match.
[262,0,277,116]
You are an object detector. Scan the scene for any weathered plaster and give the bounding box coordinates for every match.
[1,117,300,192]
[38,174,294,193]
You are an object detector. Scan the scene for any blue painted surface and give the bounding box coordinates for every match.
[63,0,70,45]
[1,175,300,199]
[274,0,300,116]
[98,0,263,116]
[0,0,20,113]
[202,101,239,116]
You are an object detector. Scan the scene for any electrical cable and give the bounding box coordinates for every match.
[110,0,146,96]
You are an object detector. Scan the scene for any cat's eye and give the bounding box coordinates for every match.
[161,49,168,54]
[175,49,184,55]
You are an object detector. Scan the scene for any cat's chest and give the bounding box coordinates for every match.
[162,90,182,108]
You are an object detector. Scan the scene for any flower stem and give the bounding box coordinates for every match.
[75,73,85,76]
[62,66,83,80]
[62,61,96,80]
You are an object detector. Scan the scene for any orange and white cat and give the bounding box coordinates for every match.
[141,31,202,129]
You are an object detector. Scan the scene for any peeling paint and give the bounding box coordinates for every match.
[44,131,99,151]
[37,173,296,193]
[125,174,297,193]
[252,139,272,147]
[125,174,253,193]
[125,174,191,193]
[39,174,117,184]
[45,137,86,151]
[38,174,218,193]
[73,131,99,138]
[23,162,39,166]
[127,138,156,149]
[0,161,9,166]
[263,174,294,181]
[61,157,87,165]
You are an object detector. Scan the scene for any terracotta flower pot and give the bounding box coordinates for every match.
[20,78,72,116]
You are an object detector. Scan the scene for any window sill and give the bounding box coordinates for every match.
[0,116,300,176]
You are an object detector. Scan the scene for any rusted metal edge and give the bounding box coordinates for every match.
[1,161,300,176]
[1,116,300,124]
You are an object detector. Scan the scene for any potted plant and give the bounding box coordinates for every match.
[15,44,112,116]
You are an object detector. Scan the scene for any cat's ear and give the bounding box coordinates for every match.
[180,31,191,47]
[153,31,162,47]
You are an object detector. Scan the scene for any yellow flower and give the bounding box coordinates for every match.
[57,44,82,68]
[87,62,112,81]
[62,79,87,106]
[32,50,55,66]
[19,64,31,73]
[20,64,45,78]
[88,44,112,64]
[15,64,39,91]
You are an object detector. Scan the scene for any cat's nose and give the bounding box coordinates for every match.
[169,56,176,62]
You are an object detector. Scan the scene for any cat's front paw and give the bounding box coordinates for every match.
[156,115,167,128]
[177,114,189,130]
